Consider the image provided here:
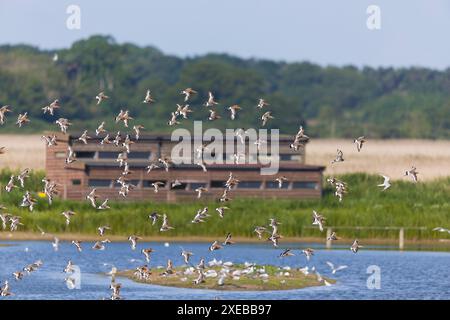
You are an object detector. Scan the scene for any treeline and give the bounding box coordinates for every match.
[0,35,449,138]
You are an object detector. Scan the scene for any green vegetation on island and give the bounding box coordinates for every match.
[117,264,334,291]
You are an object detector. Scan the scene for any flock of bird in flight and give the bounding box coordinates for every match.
[0,78,433,299]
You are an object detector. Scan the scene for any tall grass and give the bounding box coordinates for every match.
[0,170,449,239]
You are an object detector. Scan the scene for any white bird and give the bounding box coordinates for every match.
[326,261,348,274]
[378,174,391,191]
[52,237,59,251]
[432,227,450,234]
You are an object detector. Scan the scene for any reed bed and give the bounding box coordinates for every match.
[0,170,448,240]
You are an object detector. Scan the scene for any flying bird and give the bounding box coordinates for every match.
[0,105,12,124]
[378,175,391,191]
[128,235,141,250]
[95,91,109,105]
[180,88,197,102]
[326,261,348,274]
[256,98,269,109]
[279,249,295,258]
[404,166,419,183]
[331,149,344,164]
[350,239,363,253]
[142,89,155,104]
[204,91,219,107]
[354,136,366,152]
[261,111,274,126]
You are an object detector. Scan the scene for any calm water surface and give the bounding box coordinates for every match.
[0,241,449,300]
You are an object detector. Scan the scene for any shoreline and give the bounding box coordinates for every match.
[1,232,449,250]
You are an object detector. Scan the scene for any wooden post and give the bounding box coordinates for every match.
[63,184,67,200]
[399,228,405,250]
[326,228,332,249]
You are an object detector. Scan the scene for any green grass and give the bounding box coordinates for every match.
[0,170,449,239]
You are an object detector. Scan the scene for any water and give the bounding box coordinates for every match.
[0,241,449,300]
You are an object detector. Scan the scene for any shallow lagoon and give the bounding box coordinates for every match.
[0,241,449,300]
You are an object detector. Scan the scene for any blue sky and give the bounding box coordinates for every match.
[0,0,449,69]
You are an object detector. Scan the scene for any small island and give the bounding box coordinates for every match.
[117,264,335,291]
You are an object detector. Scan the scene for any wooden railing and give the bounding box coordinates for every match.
[304,226,428,250]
